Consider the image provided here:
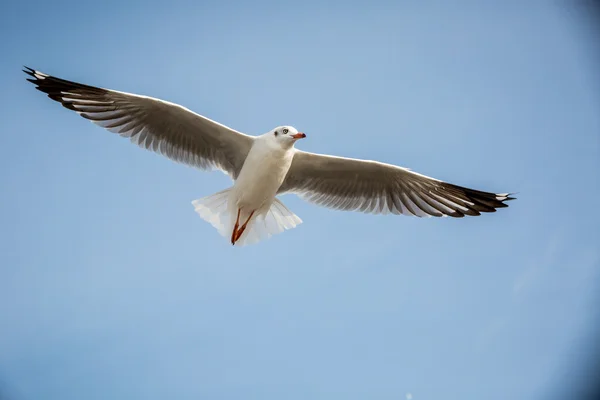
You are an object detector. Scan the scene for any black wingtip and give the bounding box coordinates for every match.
[23,66,36,77]
[503,192,518,202]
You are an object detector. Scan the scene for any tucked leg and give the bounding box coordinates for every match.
[230,209,241,245]
[233,210,255,244]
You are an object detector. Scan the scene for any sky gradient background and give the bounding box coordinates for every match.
[1,1,599,399]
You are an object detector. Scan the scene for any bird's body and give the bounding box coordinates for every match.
[24,66,515,246]
[210,133,300,245]
[232,133,295,214]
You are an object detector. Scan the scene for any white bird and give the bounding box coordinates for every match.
[24,67,515,246]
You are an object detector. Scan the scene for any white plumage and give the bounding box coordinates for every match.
[24,67,515,246]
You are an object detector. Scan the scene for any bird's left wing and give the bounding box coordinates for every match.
[278,150,514,217]
[24,67,254,179]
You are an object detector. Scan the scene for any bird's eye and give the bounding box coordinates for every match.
[283,128,289,134]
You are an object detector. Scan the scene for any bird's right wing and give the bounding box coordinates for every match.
[24,67,254,179]
[278,150,514,217]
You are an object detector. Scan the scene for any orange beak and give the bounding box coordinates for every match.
[292,132,306,139]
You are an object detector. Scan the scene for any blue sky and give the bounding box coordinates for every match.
[1,1,599,399]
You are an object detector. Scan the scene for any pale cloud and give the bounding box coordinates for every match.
[474,316,507,354]
[475,228,600,356]
[512,229,599,299]
[512,231,563,297]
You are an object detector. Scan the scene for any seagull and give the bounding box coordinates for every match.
[24,67,515,246]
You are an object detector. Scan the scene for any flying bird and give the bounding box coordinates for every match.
[24,67,515,246]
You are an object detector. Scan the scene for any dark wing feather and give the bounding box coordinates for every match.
[24,67,254,178]
[278,150,515,217]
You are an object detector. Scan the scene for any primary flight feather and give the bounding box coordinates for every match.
[24,67,515,246]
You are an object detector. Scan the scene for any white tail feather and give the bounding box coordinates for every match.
[192,189,302,246]
[191,188,232,237]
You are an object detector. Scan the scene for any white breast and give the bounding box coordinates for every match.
[231,139,294,213]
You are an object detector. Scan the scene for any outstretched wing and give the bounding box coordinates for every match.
[278,150,515,217]
[24,67,254,179]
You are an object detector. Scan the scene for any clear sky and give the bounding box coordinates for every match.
[1,1,599,399]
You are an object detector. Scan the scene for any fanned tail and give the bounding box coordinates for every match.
[234,198,303,246]
[192,191,302,246]
[191,188,232,237]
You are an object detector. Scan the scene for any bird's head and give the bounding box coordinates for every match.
[268,126,306,149]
